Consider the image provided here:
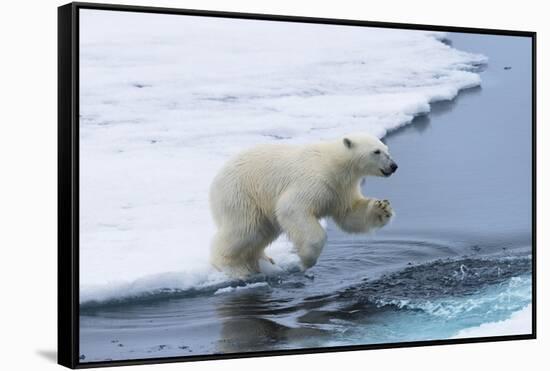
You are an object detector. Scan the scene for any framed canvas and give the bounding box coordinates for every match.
[58,2,537,368]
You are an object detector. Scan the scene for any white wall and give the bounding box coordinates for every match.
[0,0,546,370]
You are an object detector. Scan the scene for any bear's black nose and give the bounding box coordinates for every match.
[390,162,398,172]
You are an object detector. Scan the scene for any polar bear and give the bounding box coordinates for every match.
[209,133,398,277]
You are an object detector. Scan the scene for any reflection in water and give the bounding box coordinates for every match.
[215,289,328,353]
[387,86,483,140]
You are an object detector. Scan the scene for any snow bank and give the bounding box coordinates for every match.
[79,9,486,303]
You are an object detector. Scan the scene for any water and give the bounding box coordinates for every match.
[79,33,533,362]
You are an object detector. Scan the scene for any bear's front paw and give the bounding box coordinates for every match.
[373,199,394,226]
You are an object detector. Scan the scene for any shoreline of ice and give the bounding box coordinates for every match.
[79,10,487,304]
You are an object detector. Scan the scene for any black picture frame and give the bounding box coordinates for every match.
[58,2,537,368]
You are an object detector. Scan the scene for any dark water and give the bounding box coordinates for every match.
[79,33,533,363]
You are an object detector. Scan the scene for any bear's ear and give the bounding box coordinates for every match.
[343,138,353,149]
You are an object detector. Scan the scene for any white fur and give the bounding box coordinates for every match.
[209,133,396,277]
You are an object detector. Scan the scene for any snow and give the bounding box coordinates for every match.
[214,282,270,295]
[452,304,532,338]
[79,9,486,303]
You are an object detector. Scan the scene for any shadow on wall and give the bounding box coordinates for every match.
[36,350,57,363]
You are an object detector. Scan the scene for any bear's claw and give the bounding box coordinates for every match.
[262,254,275,265]
[373,199,394,223]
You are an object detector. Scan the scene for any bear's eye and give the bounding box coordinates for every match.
[373,150,381,155]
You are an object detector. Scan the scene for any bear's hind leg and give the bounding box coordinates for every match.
[210,226,277,277]
[276,199,327,270]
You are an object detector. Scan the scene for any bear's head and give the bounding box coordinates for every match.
[342,134,398,178]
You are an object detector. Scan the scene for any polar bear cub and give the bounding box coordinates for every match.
[209,133,398,277]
